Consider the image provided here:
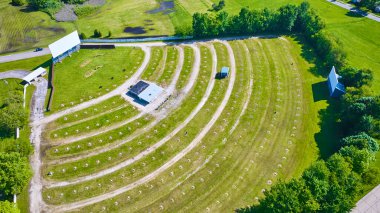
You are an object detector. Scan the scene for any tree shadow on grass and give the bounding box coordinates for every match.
[291,35,328,78]
[32,59,52,71]
[312,81,329,102]
[314,98,343,160]
[290,34,343,160]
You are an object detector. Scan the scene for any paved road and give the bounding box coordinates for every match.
[0,48,50,63]
[327,0,380,22]
[351,184,380,213]
[0,70,29,79]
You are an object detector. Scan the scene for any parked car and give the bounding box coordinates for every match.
[35,47,43,52]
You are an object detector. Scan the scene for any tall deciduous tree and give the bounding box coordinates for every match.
[0,153,32,196]
[0,201,19,213]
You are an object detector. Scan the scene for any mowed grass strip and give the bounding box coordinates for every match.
[170,38,317,212]
[42,45,217,204]
[53,96,128,125]
[0,55,52,72]
[105,38,289,212]
[49,104,139,139]
[44,115,153,160]
[183,38,297,211]
[156,46,179,87]
[176,46,195,90]
[74,37,315,212]
[50,47,144,112]
[92,40,252,212]
[141,47,165,81]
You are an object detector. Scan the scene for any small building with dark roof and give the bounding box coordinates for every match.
[129,81,149,96]
[327,66,346,98]
[129,80,164,104]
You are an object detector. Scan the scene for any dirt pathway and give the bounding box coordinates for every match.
[28,78,48,213]
[51,40,236,212]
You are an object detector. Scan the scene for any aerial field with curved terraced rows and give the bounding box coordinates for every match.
[20,37,322,212]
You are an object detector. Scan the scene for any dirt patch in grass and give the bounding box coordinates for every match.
[80,59,92,68]
[84,65,103,78]
[124,26,147,34]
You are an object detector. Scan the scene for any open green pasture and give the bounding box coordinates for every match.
[42,44,215,204]
[49,47,144,112]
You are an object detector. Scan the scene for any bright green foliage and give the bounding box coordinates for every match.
[324,154,361,212]
[0,201,19,213]
[239,179,318,212]
[277,4,299,32]
[0,83,28,137]
[302,161,330,201]
[342,132,379,153]
[339,146,373,174]
[0,152,32,195]
[340,67,374,88]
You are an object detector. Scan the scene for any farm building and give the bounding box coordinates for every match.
[22,67,46,84]
[129,80,164,103]
[219,67,229,78]
[49,31,81,64]
[327,66,346,98]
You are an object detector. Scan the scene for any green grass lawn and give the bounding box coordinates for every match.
[49,47,144,112]
[0,55,51,72]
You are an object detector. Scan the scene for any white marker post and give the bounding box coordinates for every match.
[23,84,28,108]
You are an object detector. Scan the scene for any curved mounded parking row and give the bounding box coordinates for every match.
[36,38,312,212]
[42,44,217,201]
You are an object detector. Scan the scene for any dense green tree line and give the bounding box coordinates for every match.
[192,2,347,68]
